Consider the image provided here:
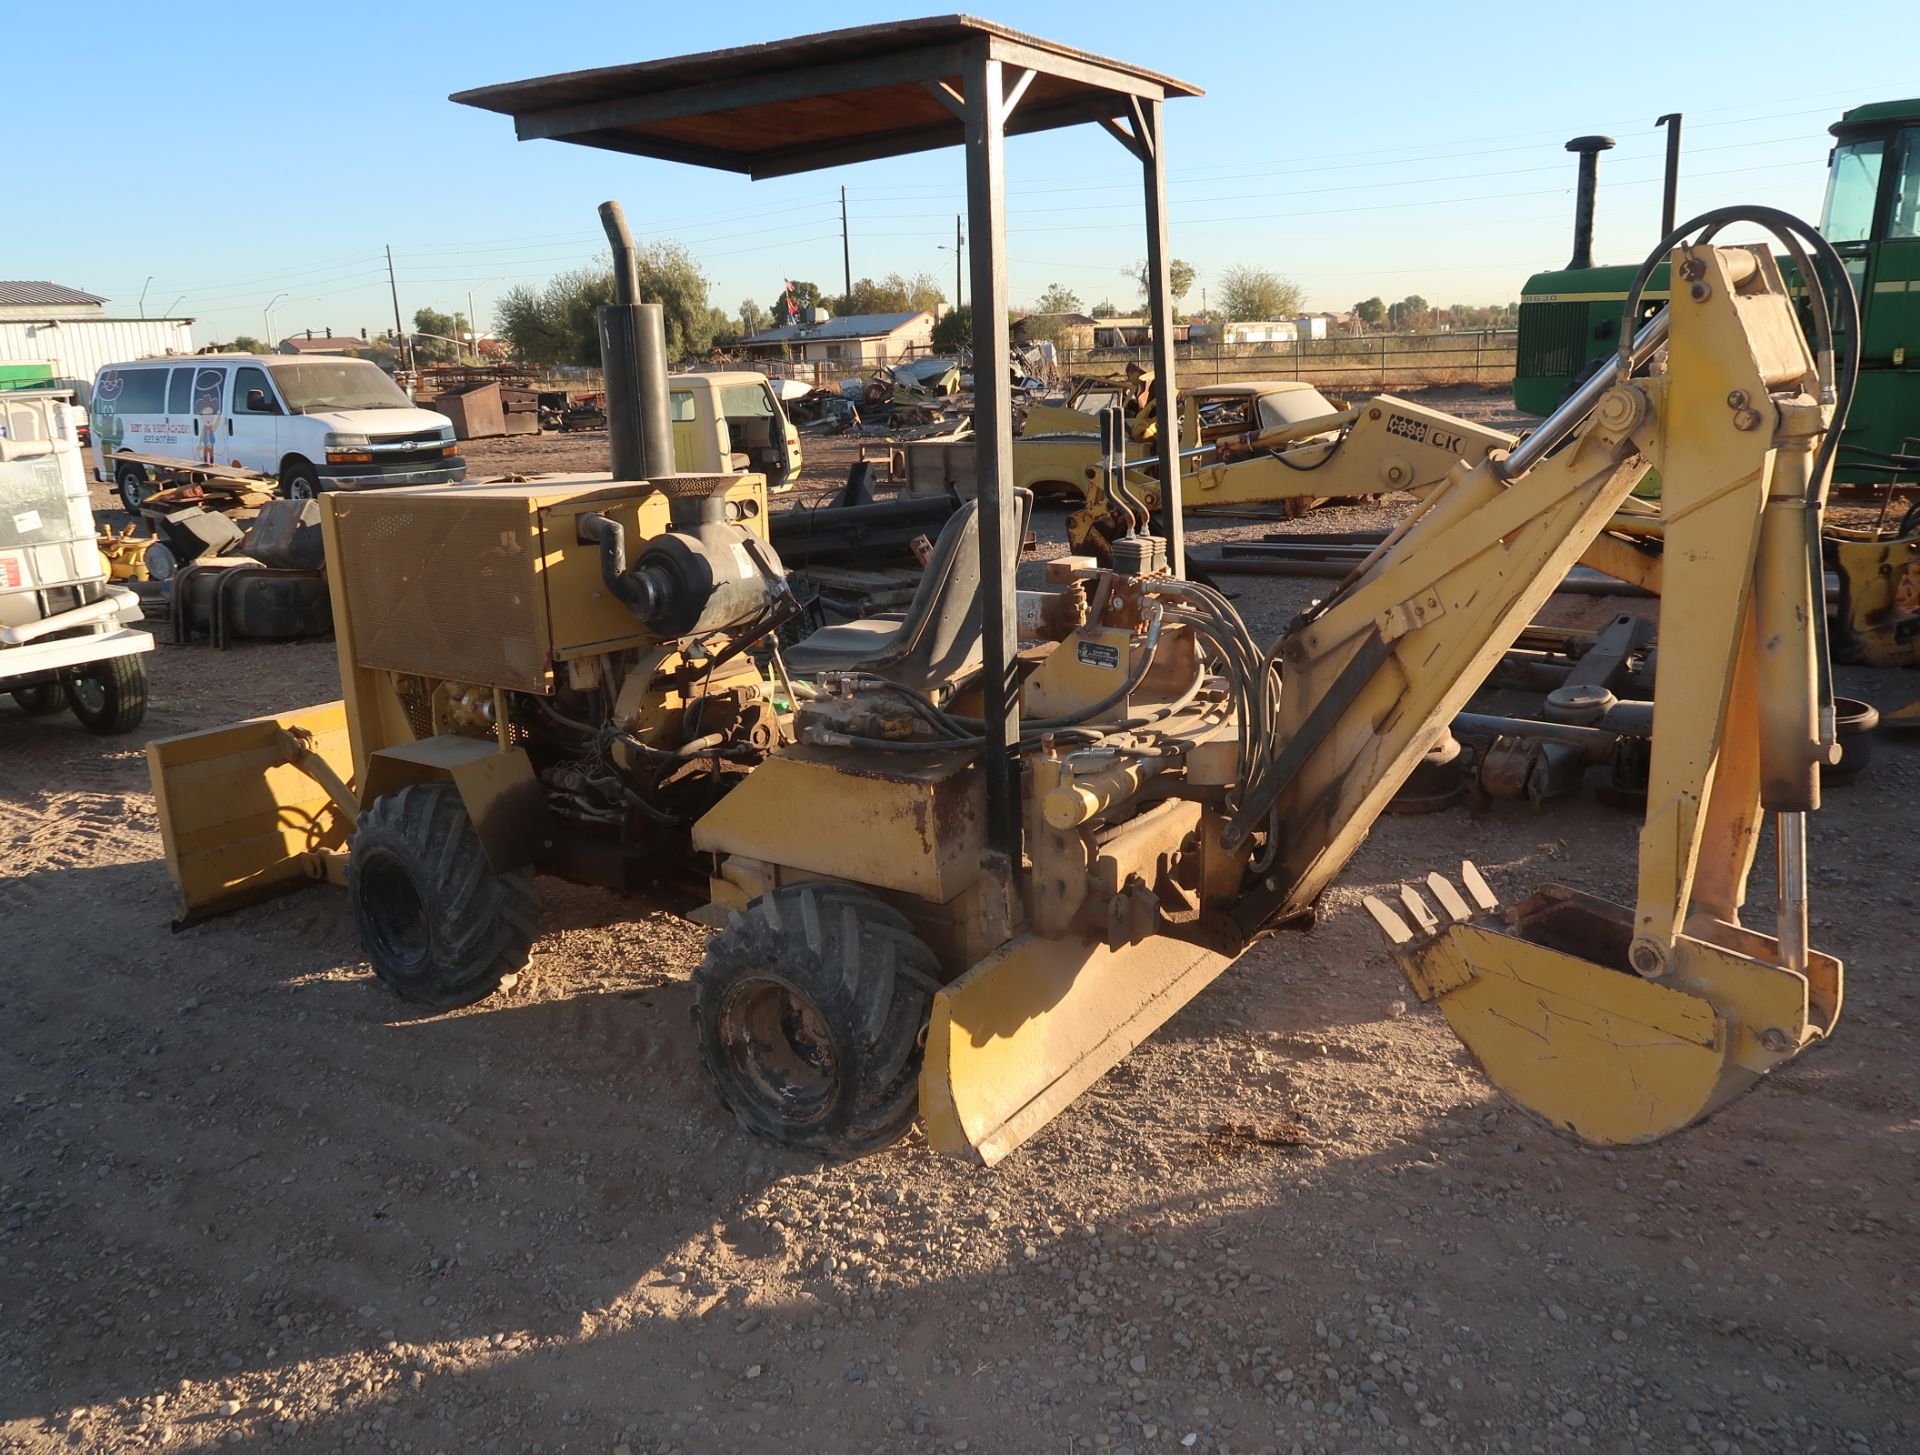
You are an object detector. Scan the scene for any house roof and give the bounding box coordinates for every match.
[0,281,107,307]
[452,16,1201,181]
[744,311,928,345]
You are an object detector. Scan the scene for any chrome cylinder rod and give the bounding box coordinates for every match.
[1776,810,1810,975]
[1496,308,1670,481]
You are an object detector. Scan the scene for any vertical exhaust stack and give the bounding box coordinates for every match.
[1655,114,1683,237]
[597,200,676,482]
[1564,135,1616,271]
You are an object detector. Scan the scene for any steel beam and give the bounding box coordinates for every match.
[963,48,1021,862]
[1137,98,1184,577]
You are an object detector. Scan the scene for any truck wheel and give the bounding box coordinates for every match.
[694,883,941,1156]
[281,458,325,501]
[115,460,152,512]
[64,656,149,734]
[11,683,64,715]
[347,782,536,1010]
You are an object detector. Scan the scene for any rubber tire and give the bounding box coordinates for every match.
[694,882,941,1156]
[63,656,148,735]
[346,782,536,1010]
[115,459,152,512]
[280,458,324,501]
[11,683,64,715]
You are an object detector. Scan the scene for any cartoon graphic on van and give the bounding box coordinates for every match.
[193,367,225,466]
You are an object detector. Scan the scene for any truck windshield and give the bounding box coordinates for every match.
[1821,139,1884,243]
[267,360,411,413]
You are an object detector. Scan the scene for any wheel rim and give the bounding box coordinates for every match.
[716,979,840,1127]
[70,673,106,716]
[120,471,148,507]
[358,852,432,977]
[287,475,316,500]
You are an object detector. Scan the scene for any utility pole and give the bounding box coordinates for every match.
[954,214,964,310]
[386,244,411,371]
[840,186,852,299]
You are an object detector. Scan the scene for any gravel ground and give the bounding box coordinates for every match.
[3,389,1915,1455]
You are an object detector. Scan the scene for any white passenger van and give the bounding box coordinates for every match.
[91,354,466,510]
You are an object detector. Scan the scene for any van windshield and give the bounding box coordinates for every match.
[267,360,411,413]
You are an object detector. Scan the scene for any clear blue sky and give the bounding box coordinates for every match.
[8,1,1913,343]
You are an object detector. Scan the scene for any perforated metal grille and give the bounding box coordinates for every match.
[335,494,551,692]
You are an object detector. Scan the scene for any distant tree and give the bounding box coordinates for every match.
[1215,265,1304,323]
[1387,294,1431,330]
[834,271,945,317]
[1089,299,1121,319]
[738,298,770,337]
[220,335,267,354]
[931,305,971,352]
[1034,283,1083,315]
[412,307,470,364]
[496,243,720,367]
[1127,258,1196,311]
[1353,297,1386,329]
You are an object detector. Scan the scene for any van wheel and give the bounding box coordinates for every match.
[64,656,149,735]
[10,683,64,715]
[281,459,325,501]
[115,460,152,512]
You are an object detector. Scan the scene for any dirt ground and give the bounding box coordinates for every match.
[3,389,1916,1455]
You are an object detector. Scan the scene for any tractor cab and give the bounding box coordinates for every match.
[1821,100,1920,470]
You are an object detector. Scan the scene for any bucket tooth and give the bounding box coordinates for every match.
[1424,872,1473,922]
[1362,895,1415,945]
[1396,883,1440,935]
[1459,859,1499,912]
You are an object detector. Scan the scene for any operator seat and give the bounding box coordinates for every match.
[782,489,1032,699]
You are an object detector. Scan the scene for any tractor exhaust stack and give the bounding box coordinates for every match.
[1564,135,1616,270]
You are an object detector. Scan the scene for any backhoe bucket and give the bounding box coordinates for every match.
[1365,863,1841,1145]
[921,931,1236,1165]
[147,700,356,926]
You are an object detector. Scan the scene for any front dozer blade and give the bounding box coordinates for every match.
[1365,863,1842,1145]
[147,700,356,926]
[921,931,1236,1165]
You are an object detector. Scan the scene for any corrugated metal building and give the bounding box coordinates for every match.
[0,282,194,402]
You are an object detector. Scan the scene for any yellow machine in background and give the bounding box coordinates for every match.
[1067,390,1517,558]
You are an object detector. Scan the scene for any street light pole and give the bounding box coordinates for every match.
[466,277,506,364]
[138,276,154,319]
[264,291,290,350]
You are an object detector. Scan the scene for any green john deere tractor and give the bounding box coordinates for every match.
[1515,99,1920,484]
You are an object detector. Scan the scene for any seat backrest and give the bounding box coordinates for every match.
[866,487,1031,696]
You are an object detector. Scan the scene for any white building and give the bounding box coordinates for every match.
[0,282,194,402]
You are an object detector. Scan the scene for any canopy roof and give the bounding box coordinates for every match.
[451,15,1201,180]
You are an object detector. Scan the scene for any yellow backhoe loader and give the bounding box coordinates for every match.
[151,23,1850,1172]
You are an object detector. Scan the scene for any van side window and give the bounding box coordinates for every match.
[232,367,280,415]
[669,391,697,423]
[167,368,193,415]
[106,369,167,414]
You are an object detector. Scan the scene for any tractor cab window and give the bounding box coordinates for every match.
[1821,139,1884,243]
[1890,128,1920,240]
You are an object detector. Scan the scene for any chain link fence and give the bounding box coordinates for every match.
[1055,330,1518,391]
